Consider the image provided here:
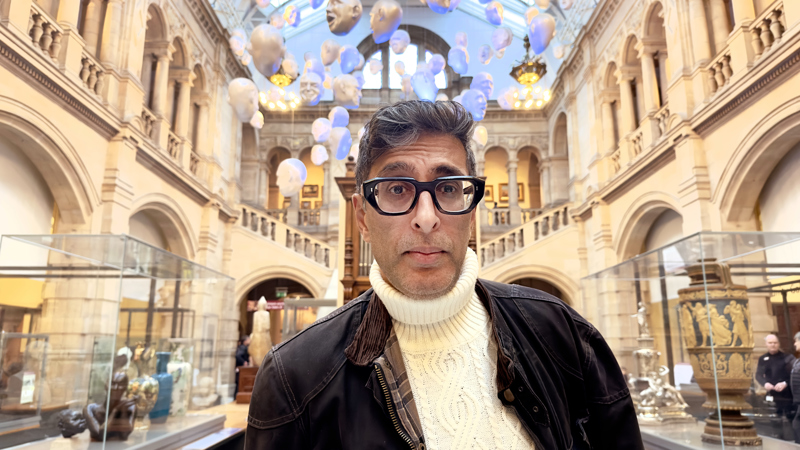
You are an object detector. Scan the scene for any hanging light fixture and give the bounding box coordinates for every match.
[269,65,298,87]
[510,35,547,86]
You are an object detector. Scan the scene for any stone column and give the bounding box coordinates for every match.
[195,98,210,154]
[80,0,103,56]
[98,0,122,67]
[174,76,193,139]
[151,50,172,117]
[259,163,269,208]
[56,0,81,28]
[617,73,636,135]
[140,53,154,103]
[688,0,712,65]
[601,99,617,153]
[657,52,669,103]
[639,46,660,114]
[506,155,521,226]
[730,0,755,27]
[708,0,732,54]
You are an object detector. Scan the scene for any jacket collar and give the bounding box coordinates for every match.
[344,279,516,391]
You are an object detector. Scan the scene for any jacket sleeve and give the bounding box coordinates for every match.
[581,327,644,450]
[244,350,307,450]
[755,356,768,386]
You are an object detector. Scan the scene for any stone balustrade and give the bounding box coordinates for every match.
[654,105,670,139]
[167,131,180,160]
[239,205,331,268]
[707,49,733,96]
[265,208,287,223]
[299,208,321,227]
[520,208,542,223]
[27,4,62,63]
[189,151,199,176]
[630,130,643,159]
[141,107,157,140]
[79,51,104,96]
[750,2,786,61]
[480,203,572,268]
[486,208,511,226]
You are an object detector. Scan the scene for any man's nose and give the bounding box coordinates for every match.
[410,191,440,234]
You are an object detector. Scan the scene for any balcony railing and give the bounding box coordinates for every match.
[480,203,572,268]
[79,50,104,96]
[265,208,287,223]
[239,205,331,268]
[707,47,733,96]
[299,208,321,227]
[28,3,62,63]
[750,2,786,61]
[189,151,199,176]
[486,208,511,226]
[167,131,180,160]
[140,107,157,140]
[520,208,542,223]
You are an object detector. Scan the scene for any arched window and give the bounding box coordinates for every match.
[360,27,450,91]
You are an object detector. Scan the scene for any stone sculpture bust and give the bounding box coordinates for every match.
[249,297,272,367]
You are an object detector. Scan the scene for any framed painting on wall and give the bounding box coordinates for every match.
[484,186,493,202]
[499,183,524,202]
[302,185,319,198]
[301,201,311,209]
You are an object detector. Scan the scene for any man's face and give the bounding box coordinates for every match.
[766,335,780,354]
[299,73,322,104]
[244,337,251,346]
[326,0,362,35]
[353,134,475,300]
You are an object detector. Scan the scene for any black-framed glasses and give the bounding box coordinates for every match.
[362,176,486,216]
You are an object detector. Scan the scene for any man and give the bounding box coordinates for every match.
[756,334,796,417]
[245,101,642,449]
[234,336,252,396]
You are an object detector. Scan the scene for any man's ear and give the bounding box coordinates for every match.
[353,193,371,243]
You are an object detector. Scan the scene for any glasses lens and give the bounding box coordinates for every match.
[374,180,416,213]
[435,179,475,213]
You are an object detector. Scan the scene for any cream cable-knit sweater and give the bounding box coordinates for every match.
[370,249,535,450]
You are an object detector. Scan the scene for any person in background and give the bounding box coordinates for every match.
[756,334,796,419]
[234,336,252,396]
[790,332,800,443]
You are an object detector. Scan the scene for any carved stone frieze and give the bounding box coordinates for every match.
[483,134,549,154]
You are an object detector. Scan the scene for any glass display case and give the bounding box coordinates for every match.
[0,234,234,449]
[582,231,800,448]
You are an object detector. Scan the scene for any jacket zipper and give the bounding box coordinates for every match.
[374,363,416,450]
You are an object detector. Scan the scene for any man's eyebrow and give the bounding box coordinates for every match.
[377,161,414,176]
[430,165,465,176]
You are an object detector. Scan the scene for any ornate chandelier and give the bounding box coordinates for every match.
[510,35,547,86]
[259,87,300,111]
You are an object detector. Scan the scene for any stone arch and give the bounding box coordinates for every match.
[604,61,619,89]
[621,34,641,67]
[716,99,800,227]
[235,266,324,307]
[170,36,189,68]
[267,147,291,209]
[145,3,167,41]
[141,4,169,110]
[614,191,682,260]
[516,146,542,209]
[494,264,579,306]
[552,112,569,156]
[129,194,197,258]
[0,97,97,227]
[643,1,666,38]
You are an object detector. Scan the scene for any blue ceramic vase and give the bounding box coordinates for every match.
[149,352,173,424]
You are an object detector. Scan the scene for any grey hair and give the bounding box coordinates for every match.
[355,100,477,194]
[794,331,800,342]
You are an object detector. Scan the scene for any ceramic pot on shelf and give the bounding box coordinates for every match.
[677,259,760,446]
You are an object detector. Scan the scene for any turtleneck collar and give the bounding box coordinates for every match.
[369,248,480,326]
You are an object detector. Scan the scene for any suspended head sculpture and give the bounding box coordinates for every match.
[472,125,488,146]
[400,74,412,98]
[435,93,449,101]
[270,12,285,29]
[462,89,488,121]
[304,57,325,79]
[369,58,384,74]
[478,44,493,64]
[324,73,333,89]
[352,70,365,89]
[497,86,518,110]
[250,24,285,78]
[390,29,410,54]
[320,39,341,66]
[470,72,494,99]
[528,13,556,54]
[240,51,252,65]
[281,55,299,79]
[524,7,539,25]
[328,106,350,127]
[369,0,403,44]
[312,118,332,142]
[339,45,360,73]
[455,31,468,48]
[276,159,307,197]
[333,74,362,108]
[428,53,445,75]
[447,46,468,75]
[229,30,246,56]
[310,0,325,8]
[299,72,323,106]
[553,44,565,59]
[485,1,503,26]
[326,0,363,36]
[250,111,264,129]
[355,53,366,70]
[328,127,353,160]
[535,0,549,7]
[311,145,328,165]
[427,0,460,14]
[491,27,513,52]
[283,6,300,27]
[394,61,405,76]
[227,78,259,123]
[411,69,437,102]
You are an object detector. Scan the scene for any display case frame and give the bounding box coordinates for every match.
[581,231,800,447]
[0,234,234,449]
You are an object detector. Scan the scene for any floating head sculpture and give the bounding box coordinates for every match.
[339,45,360,73]
[250,24,284,78]
[472,125,488,146]
[370,0,403,44]
[491,27,513,52]
[485,1,503,25]
[283,5,300,27]
[333,74,362,108]
[321,40,341,66]
[529,13,557,54]
[478,45,493,65]
[394,61,405,76]
[497,86,518,110]
[470,72,494,99]
[328,106,350,127]
[428,53,445,75]
[369,58,384,74]
[311,145,328,165]
[448,47,468,75]
[227,78,259,123]
[299,72,323,106]
[312,117,332,142]
[326,0,363,36]
[390,29,410,54]
[276,158,308,197]
[328,127,353,160]
[411,69,437,102]
[462,89,488,121]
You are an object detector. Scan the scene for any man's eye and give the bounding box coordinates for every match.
[388,186,406,195]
